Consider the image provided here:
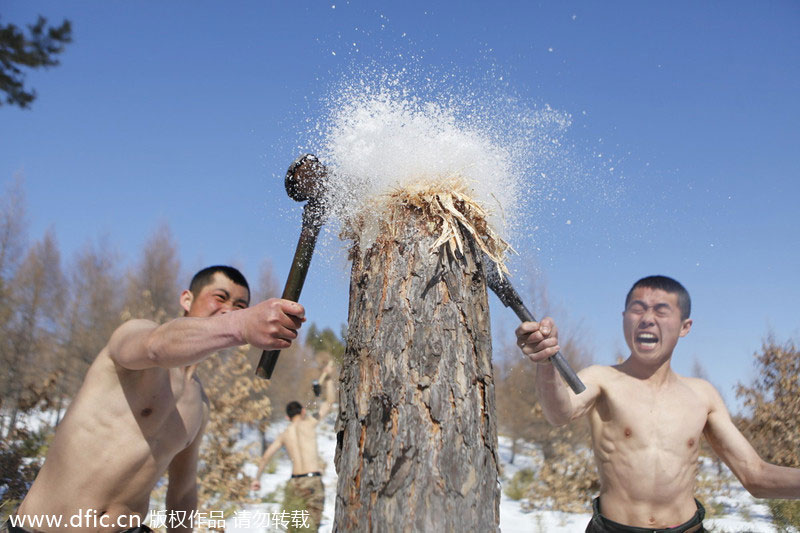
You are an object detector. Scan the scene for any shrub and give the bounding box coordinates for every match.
[504,468,535,501]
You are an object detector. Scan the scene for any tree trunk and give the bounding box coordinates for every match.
[334,208,500,532]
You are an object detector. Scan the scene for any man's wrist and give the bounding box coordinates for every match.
[224,309,248,345]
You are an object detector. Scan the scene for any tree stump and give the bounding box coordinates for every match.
[333,206,500,532]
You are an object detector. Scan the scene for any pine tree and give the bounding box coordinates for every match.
[0,15,72,108]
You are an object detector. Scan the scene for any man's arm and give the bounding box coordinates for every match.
[317,363,336,421]
[701,379,800,499]
[516,317,600,426]
[251,434,284,491]
[109,299,305,370]
[166,415,207,533]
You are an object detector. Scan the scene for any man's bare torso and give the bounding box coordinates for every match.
[280,418,322,476]
[586,365,710,528]
[17,347,208,532]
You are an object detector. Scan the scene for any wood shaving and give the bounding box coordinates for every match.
[345,176,514,275]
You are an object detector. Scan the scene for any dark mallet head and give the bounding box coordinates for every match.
[285,154,327,203]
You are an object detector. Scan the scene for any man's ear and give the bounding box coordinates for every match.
[679,318,693,337]
[180,289,194,315]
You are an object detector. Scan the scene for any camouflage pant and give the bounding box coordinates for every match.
[284,476,325,532]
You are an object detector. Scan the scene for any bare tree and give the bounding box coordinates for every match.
[2,230,65,436]
[0,177,27,430]
[54,239,123,420]
[0,177,27,281]
[493,333,539,465]
[123,222,180,323]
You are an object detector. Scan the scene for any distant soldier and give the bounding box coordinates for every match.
[11,266,305,533]
[517,275,800,533]
[251,362,336,532]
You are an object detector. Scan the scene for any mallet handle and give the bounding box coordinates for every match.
[483,261,585,394]
[509,301,586,394]
[255,202,324,380]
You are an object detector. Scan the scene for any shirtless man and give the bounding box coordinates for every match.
[516,275,800,532]
[251,362,335,532]
[12,266,305,533]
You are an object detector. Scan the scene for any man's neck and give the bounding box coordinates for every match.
[618,354,675,385]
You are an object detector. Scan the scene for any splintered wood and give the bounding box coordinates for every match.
[344,176,513,277]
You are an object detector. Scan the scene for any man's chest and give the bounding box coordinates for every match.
[595,383,708,451]
[129,370,207,452]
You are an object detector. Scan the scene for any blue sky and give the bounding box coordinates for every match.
[2,1,799,409]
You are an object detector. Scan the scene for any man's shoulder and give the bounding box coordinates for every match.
[82,342,125,379]
[82,321,154,371]
[580,364,621,381]
[111,317,160,338]
[293,416,318,429]
[90,344,169,386]
[678,375,719,400]
[571,365,623,399]
[104,318,163,370]
[106,318,160,354]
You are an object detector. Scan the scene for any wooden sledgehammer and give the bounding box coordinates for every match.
[256,154,328,380]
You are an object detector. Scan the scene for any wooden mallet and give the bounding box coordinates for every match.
[483,258,586,394]
[255,154,328,380]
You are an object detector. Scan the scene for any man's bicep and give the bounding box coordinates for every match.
[108,319,159,370]
[167,420,205,507]
[260,435,284,463]
[569,367,602,419]
[702,385,763,479]
[317,401,332,421]
[167,448,199,500]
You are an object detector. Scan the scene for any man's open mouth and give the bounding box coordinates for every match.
[636,332,658,345]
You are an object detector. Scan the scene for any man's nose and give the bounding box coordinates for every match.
[218,302,235,314]
[640,308,656,324]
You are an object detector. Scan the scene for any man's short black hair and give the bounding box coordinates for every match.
[625,275,691,320]
[286,401,303,418]
[189,265,249,299]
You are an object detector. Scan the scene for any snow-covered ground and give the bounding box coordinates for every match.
[6,410,777,531]
[495,437,776,533]
[234,416,778,532]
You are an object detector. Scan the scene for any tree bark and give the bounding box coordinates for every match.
[334,208,499,532]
